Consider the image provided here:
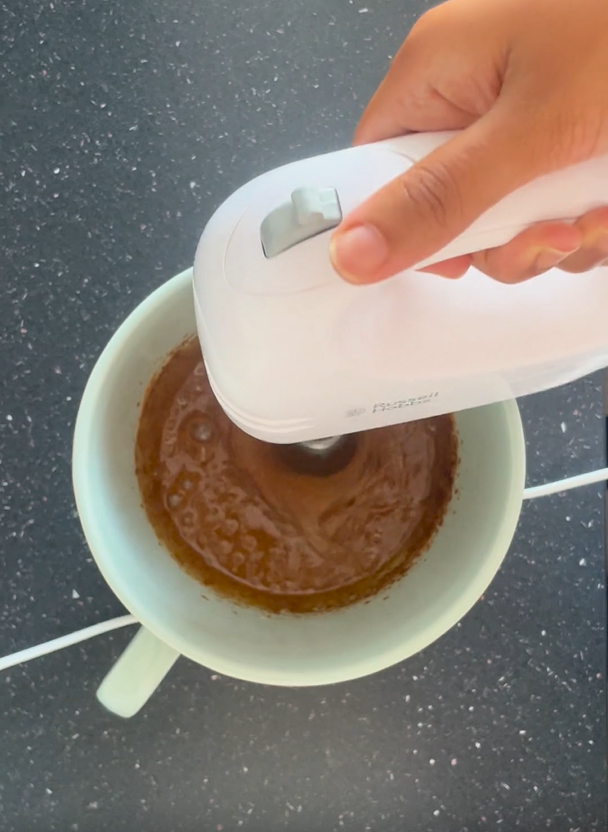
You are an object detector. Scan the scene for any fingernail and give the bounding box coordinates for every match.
[532,247,577,273]
[330,224,389,283]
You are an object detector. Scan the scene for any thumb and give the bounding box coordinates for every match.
[330,109,543,284]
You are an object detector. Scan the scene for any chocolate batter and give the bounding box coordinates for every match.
[136,338,458,614]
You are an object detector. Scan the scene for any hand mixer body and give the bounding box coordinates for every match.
[193,132,608,444]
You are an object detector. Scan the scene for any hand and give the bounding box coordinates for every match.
[330,0,608,285]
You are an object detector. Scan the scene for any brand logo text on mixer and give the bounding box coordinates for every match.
[372,392,439,414]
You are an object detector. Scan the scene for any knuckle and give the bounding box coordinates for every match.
[401,162,464,231]
[409,5,439,36]
[558,260,587,274]
[559,249,607,274]
[551,109,602,164]
[530,103,606,170]
[412,2,450,33]
[582,205,608,229]
[471,250,520,283]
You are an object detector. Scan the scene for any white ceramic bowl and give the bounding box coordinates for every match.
[73,269,525,717]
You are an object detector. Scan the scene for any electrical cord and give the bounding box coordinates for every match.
[0,467,607,675]
[523,466,608,500]
[0,614,137,673]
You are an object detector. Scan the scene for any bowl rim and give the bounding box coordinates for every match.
[72,268,526,686]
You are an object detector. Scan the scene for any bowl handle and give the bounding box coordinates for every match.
[96,626,180,718]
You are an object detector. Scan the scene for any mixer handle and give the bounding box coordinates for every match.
[379,131,608,270]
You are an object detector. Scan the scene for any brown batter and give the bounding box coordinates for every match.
[136,338,458,614]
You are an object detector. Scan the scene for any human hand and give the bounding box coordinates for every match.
[330,0,608,285]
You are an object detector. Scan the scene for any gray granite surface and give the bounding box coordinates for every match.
[0,0,605,829]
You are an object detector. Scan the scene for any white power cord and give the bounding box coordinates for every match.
[0,466,606,676]
[0,614,137,673]
[523,466,608,500]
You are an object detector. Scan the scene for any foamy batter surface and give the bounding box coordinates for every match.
[136,339,457,613]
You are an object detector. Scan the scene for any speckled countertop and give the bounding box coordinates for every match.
[0,0,605,829]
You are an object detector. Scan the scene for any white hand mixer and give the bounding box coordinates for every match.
[6,132,608,692]
[193,130,608,446]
